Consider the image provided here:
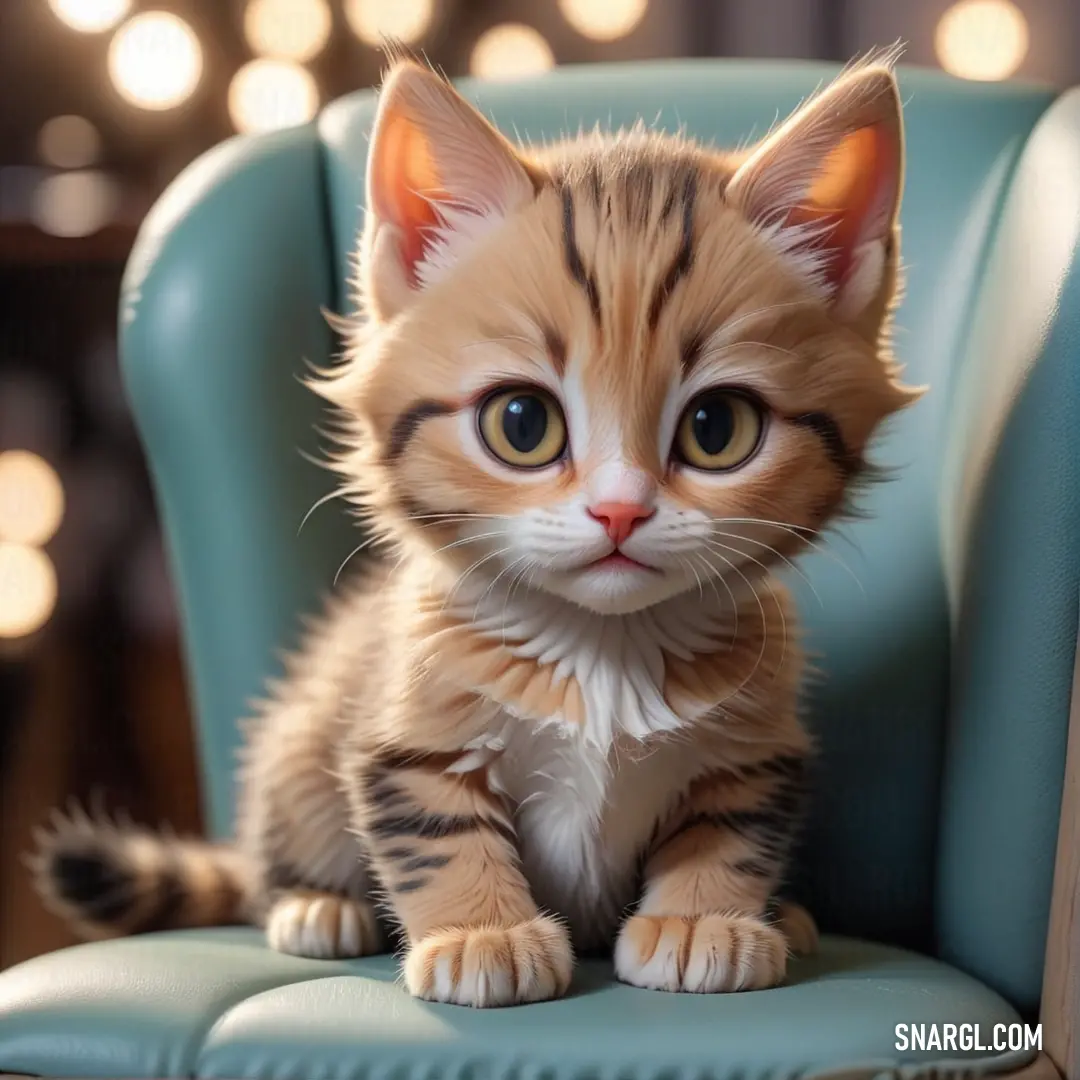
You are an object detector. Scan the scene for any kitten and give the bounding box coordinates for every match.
[33,57,921,1007]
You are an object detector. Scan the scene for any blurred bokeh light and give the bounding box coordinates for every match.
[38,116,102,169]
[244,0,333,63]
[48,0,130,33]
[936,0,1029,81]
[558,0,648,41]
[108,12,204,110]
[31,171,119,238]
[470,23,556,81]
[229,59,321,134]
[0,542,59,640]
[0,451,65,548]
[344,0,435,47]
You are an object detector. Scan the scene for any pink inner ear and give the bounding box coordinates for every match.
[371,113,446,287]
[786,123,898,287]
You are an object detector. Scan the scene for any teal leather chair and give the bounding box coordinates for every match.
[1,60,1078,1080]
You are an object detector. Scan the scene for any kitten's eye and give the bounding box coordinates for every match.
[478,387,567,468]
[675,391,764,471]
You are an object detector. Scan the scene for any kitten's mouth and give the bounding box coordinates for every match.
[587,551,657,572]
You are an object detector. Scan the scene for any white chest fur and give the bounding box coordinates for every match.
[489,718,707,948]
[447,586,738,946]
[462,586,735,746]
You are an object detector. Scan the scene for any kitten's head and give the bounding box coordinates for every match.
[321,59,922,616]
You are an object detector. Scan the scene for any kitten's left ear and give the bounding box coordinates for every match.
[726,64,904,327]
[361,61,538,321]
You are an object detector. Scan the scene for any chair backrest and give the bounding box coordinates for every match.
[118,61,1080,1015]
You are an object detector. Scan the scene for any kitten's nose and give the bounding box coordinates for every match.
[588,502,655,546]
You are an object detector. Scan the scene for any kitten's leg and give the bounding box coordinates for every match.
[237,700,383,960]
[351,749,572,1007]
[264,888,381,959]
[615,753,813,993]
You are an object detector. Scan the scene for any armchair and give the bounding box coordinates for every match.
[0,59,1077,1080]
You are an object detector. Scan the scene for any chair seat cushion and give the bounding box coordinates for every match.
[0,929,1034,1080]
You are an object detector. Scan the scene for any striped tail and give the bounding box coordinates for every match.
[29,806,256,940]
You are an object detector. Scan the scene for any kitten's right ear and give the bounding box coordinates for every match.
[361,62,538,322]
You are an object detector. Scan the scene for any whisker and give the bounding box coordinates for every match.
[758,572,788,677]
[405,512,515,522]
[510,559,535,609]
[707,515,819,537]
[498,558,537,643]
[298,487,346,535]
[473,551,531,627]
[461,333,538,353]
[706,539,788,677]
[707,516,865,596]
[688,551,739,649]
[441,547,514,614]
[677,554,705,603]
[427,532,514,613]
[711,300,818,341]
[333,533,389,586]
[428,530,510,559]
[701,548,771,687]
[707,531,823,610]
[700,340,800,363]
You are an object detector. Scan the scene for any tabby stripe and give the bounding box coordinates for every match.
[139,860,187,932]
[543,325,567,377]
[366,785,412,812]
[370,811,516,846]
[733,856,779,878]
[203,857,241,923]
[647,170,697,332]
[400,854,453,873]
[83,883,137,925]
[664,776,806,857]
[371,748,469,773]
[577,162,603,209]
[393,877,429,894]
[623,161,654,227]
[788,411,856,475]
[560,186,601,322]
[370,812,479,841]
[678,808,792,837]
[739,754,807,780]
[659,182,679,223]
[54,852,127,906]
[385,400,456,463]
[680,329,706,376]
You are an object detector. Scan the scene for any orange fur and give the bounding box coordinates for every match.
[33,54,922,1007]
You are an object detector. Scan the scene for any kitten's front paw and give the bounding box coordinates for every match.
[266,891,382,959]
[404,915,573,1007]
[615,913,786,993]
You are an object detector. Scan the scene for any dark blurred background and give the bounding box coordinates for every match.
[0,0,1072,968]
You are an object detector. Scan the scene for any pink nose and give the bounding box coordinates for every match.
[588,502,654,546]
